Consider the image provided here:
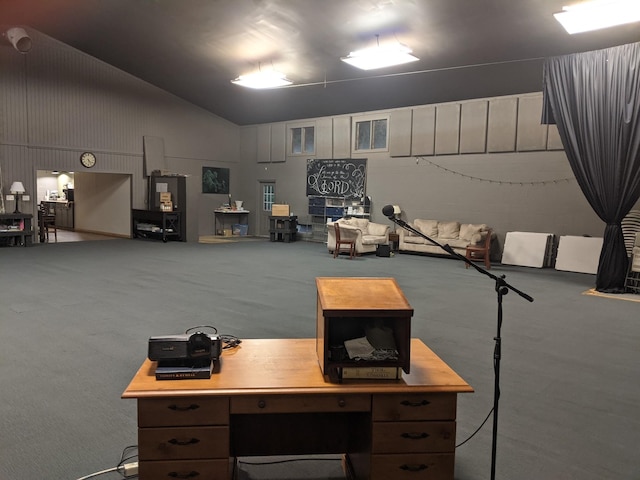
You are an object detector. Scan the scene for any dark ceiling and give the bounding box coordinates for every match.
[1,0,639,126]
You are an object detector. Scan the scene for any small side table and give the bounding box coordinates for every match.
[269,216,297,242]
[388,232,400,252]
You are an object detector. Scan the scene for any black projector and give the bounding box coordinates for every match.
[148,332,222,362]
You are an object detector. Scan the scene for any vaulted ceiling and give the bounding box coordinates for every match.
[1,0,639,125]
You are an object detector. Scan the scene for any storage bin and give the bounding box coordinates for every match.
[232,224,248,236]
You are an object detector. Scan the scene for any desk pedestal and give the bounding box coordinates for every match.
[123,338,472,480]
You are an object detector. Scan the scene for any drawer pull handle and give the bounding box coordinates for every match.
[401,432,430,440]
[400,463,428,472]
[400,399,430,407]
[168,404,200,412]
[258,400,266,408]
[168,438,200,446]
[338,399,346,407]
[168,471,200,478]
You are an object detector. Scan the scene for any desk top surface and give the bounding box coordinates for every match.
[122,338,473,398]
[214,209,250,214]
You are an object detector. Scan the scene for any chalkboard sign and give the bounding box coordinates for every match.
[306,158,367,199]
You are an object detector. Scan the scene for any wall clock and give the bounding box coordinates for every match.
[80,152,96,168]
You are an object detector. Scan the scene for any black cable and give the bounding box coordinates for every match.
[455,407,494,448]
[220,334,242,349]
[185,325,218,335]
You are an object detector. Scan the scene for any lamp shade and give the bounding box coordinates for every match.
[10,181,25,194]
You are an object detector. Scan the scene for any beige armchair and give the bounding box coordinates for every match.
[327,218,390,256]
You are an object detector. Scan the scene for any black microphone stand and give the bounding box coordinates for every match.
[386,214,534,480]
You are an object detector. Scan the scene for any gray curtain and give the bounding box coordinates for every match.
[542,42,640,293]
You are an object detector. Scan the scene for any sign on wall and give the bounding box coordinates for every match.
[306,158,367,199]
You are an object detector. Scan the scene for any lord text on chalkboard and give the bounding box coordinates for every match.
[306,159,367,199]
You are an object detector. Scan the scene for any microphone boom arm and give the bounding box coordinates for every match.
[388,216,533,302]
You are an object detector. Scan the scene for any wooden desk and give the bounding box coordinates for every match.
[214,209,249,236]
[123,338,472,480]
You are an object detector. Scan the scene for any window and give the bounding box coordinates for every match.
[263,184,275,212]
[354,117,388,151]
[290,125,315,155]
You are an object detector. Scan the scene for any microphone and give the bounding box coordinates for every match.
[382,204,395,219]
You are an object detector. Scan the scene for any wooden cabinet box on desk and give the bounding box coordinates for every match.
[316,277,413,382]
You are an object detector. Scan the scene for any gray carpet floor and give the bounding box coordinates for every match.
[0,238,638,480]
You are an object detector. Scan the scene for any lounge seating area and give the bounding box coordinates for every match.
[327,217,390,257]
[398,219,493,265]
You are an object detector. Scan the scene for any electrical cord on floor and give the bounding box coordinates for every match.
[455,407,494,448]
[73,445,138,480]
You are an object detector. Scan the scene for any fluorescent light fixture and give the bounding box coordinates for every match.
[341,43,419,70]
[231,70,292,89]
[554,0,640,34]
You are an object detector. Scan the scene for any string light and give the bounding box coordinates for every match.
[415,157,575,186]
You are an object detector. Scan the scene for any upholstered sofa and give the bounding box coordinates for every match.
[327,217,390,255]
[398,219,492,257]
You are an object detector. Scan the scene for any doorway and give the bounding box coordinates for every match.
[257,181,275,236]
[36,170,131,242]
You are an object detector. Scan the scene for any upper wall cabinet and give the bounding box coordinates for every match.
[516,94,548,152]
[389,110,412,157]
[487,97,518,152]
[411,105,436,156]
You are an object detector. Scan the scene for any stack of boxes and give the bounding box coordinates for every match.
[159,192,172,212]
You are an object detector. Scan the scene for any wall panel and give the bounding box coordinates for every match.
[411,106,435,156]
[434,104,460,155]
[487,97,518,152]
[516,94,548,151]
[389,109,412,157]
[459,100,488,154]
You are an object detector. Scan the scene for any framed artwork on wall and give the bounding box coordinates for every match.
[202,167,229,194]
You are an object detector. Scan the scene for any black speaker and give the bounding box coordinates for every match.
[376,244,391,257]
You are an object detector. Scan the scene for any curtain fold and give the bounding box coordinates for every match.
[542,42,640,292]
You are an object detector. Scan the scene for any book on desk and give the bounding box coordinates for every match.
[154,359,216,380]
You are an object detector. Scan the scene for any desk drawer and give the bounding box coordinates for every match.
[139,426,229,460]
[371,453,454,480]
[373,394,456,421]
[372,421,455,453]
[139,459,228,480]
[138,397,229,427]
[231,394,371,414]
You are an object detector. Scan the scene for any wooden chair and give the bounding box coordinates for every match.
[465,229,492,269]
[38,203,57,243]
[333,223,356,259]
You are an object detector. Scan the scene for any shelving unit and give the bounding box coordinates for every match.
[307,195,371,242]
[132,209,183,242]
[0,213,33,247]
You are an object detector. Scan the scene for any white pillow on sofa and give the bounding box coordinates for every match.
[438,221,460,240]
[414,219,438,237]
[459,223,487,242]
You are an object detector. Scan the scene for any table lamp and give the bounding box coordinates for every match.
[10,181,26,213]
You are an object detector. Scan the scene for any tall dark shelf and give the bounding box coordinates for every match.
[148,175,186,240]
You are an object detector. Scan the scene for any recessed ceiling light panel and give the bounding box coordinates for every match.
[341,43,419,70]
[554,0,640,34]
[231,70,292,89]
